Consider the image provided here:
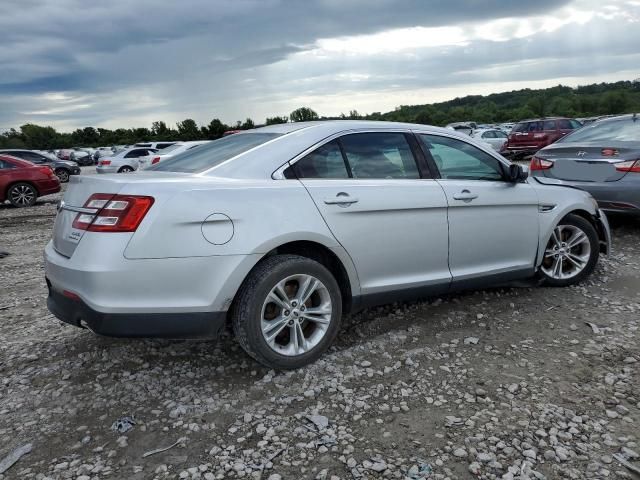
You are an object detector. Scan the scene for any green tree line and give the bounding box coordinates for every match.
[2,80,639,150]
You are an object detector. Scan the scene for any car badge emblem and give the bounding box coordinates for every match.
[576,151,587,157]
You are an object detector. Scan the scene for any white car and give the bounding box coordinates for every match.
[96,147,158,174]
[471,129,509,151]
[137,141,210,170]
[46,121,610,369]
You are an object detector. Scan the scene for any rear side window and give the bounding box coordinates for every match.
[0,159,16,169]
[340,132,419,179]
[481,131,495,139]
[512,123,527,133]
[156,143,175,149]
[558,119,578,130]
[149,133,281,173]
[543,120,557,131]
[294,140,349,179]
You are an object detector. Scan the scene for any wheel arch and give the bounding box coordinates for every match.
[565,208,609,254]
[226,239,359,319]
[5,180,40,199]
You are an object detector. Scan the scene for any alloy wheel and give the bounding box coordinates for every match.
[56,170,69,182]
[260,274,332,356]
[10,184,36,206]
[541,224,591,280]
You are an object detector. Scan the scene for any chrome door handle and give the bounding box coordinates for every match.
[453,190,478,201]
[324,193,359,205]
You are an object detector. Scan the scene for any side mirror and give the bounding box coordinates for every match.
[508,163,528,182]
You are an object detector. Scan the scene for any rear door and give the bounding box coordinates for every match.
[293,131,451,298]
[418,133,539,285]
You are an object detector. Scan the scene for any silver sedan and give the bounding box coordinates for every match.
[45,121,610,369]
[95,146,158,173]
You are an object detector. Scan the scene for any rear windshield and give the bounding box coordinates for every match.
[148,133,281,173]
[559,118,640,143]
[156,143,184,155]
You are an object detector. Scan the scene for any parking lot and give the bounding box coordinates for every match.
[1,177,639,479]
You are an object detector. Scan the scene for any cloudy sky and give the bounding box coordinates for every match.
[1,0,639,131]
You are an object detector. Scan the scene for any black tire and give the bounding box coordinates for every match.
[538,214,599,287]
[55,168,70,183]
[118,166,134,173]
[7,182,38,207]
[232,254,342,370]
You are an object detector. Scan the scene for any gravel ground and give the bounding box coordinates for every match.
[1,178,639,480]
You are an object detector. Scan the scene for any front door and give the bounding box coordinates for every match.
[293,132,451,298]
[417,133,539,285]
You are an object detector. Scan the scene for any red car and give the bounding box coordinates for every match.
[0,154,61,207]
[501,117,582,160]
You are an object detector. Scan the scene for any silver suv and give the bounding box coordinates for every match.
[45,121,610,369]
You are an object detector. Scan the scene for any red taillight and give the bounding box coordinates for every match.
[99,160,111,166]
[615,160,640,173]
[62,290,81,301]
[39,166,54,176]
[530,156,554,171]
[151,156,161,165]
[72,193,154,232]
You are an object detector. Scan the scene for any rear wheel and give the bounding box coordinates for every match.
[539,214,599,287]
[8,183,37,207]
[118,166,134,173]
[55,168,69,182]
[232,254,342,369]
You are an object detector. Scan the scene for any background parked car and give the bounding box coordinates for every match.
[471,128,509,151]
[0,149,80,182]
[531,113,640,216]
[134,141,177,150]
[56,149,74,160]
[92,147,116,163]
[70,148,95,166]
[137,141,210,169]
[501,117,582,160]
[0,154,60,207]
[96,147,158,173]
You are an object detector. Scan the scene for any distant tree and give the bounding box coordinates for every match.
[176,119,200,140]
[266,116,288,125]
[19,124,59,149]
[203,118,227,139]
[290,107,319,122]
[240,118,255,130]
[151,121,170,138]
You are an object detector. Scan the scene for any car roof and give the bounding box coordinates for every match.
[517,117,571,123]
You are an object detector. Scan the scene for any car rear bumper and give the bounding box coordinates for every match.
[540,179,640,216]
[96,165,118,173]
[47,281,226,338]
[38,179,62,196]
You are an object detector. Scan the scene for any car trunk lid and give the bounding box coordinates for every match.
[536,142,638,182]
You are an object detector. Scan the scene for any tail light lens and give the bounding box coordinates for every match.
[72,193,154,232]
[39,166,54,176]
[530,156,554,171]
[151,156,161,165]
[615,160,640,173]
[99,160,111,166]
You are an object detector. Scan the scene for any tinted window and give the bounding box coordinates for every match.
[340,132,419,179]
[559,117,640,143]
[543,120,557,131]
[150,133,281,173]
[419,135,504,181]
[135,143,151,147]
[495,130,508,138]
[0,159,16,169]
[557,119,573,130]
[512,123,528,133]
[294,140,349,179]
[527,122,542,132]
[156,143,174,149]
[124,149,146,158]
[16,151,44,163]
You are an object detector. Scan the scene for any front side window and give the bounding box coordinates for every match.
[125,149,145,158]
[481,131,495,139]
[293,140,349,179]
[340,132,419,179]
[419,134,504,181]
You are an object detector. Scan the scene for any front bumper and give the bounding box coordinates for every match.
[47,280,226,338]
[71,166,81,175]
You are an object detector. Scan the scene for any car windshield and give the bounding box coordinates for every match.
[149,133,282,173]
[559,117,640,143]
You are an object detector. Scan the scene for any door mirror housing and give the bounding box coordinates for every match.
[508,163,528,182]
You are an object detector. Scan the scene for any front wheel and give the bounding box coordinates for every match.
[539,214,599,287]
[232,254,342,369]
